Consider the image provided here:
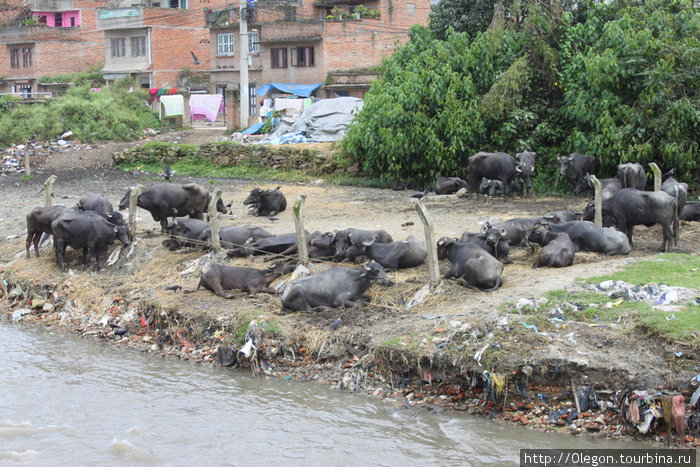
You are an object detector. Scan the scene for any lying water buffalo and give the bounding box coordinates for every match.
[226,232,303,258]
[680,201,700,221]
[478,178,523,199]
[541,220,630,255]
[527,223,575,268]
[119,183,228,231]
[543,210,580,224]
[572,175,622,200]
[582,188,678,251]
[616,162,646,190]
[52,210,131,271]
[199,225,274,250]
[558,153,595,191]
[243,187,287,217]
[163,219,210,250]
[75,193,125,225]
[356,235,427,270]
[459,225,512,263]
[315,228,394,262]
[485,217,541,247]
[435,177,469,195]
[437,237,504,291]
[468,152,533,201]
[197,262,294,298]
[281,261,393,312]
[25,205,67,259]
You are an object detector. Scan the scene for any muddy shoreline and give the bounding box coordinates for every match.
[1,132,698,449]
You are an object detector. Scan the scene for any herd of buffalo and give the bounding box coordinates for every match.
[23,150,698,312]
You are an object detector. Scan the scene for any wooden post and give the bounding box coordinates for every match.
[208,189,223,252]
[649,162,662,191]
[128,185,143,239]
[43,175,57,206]
[293,194,308,264]
[24,151,31,176]
[589,175,603,227]
[414,200,440,286]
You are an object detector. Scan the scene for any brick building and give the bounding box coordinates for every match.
[1,0,431,129]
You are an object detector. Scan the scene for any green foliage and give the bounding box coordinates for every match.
[0,78,159,146]
[344,0,699,187]
[39,67,105,87]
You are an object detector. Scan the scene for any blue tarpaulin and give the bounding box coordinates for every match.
[256,83,322,98]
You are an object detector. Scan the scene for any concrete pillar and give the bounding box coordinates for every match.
[293,194,308,264]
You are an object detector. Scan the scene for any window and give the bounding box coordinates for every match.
[292,46,314,67]
[111,38,126,58]
[22,47,32,67]
[407,3,415,15]
[248,30,259,55]
[10,49,20,69]
[217,33,234,56]
[70,17,76,27]
[271,47,287,68]
[55,12,63,26]
[131,36,146,57]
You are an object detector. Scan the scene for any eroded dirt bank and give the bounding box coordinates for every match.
[1,130,698,448]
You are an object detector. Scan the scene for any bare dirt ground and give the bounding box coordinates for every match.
[1,128,698,445]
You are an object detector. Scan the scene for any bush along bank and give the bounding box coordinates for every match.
[1,266,698,449]
[112,141,363,179]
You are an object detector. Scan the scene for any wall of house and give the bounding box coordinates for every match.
[32,10,82,27]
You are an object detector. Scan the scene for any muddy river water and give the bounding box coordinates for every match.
[0,321,645,466]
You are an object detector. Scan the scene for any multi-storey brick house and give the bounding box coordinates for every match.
[1,0,431,129]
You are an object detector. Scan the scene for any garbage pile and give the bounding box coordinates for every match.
[1,131,86,175]
[584,280,698,310]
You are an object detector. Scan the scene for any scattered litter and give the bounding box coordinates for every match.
[473,343,490,365]
[585,280,696,306]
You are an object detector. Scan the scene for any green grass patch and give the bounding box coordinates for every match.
[380,336,403,348]
[584,253,700,289]
[19,174,33,180]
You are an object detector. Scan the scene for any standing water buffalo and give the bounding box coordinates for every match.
[119,183,228,231]
[243,187,287,217]
[558,153,595,191]
[437,237,504,290]
[25,205,67,259]
[197,262,294,298]
[435,177,469,195]
[515,151,537,195]
[527,223,575,268]
[616,162,646,190]
[581,188,678,251]
[661,176,688,220]
[281,261,394,312]
[572,175,622,200]
[468,152,533,201]
[52,211,131,271]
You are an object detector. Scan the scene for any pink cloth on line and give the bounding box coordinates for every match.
[189,94,223,122]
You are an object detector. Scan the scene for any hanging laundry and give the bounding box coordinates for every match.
[189,94,223,122]
[159,95,185,119]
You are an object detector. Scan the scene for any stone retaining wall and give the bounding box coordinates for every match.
[112,142,363,176]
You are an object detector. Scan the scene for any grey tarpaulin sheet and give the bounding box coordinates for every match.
[257,97,363,144]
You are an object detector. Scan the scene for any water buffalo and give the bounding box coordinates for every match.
[226,232,304,258]
[197,262,294,298]
[75,193,125,225]
[163,219,210,250]
[543,210,580,224]
[25,205,67,259]
[680,201,700,221]
[119,183,227,231]
[515,151,537,195]
[527,223,575,268]
[572,175,622,200]
[243,187,287,217]
[661,176,688,220]
[468,152,533,201]
[280,261,394,312]
[484,217,541,247]
[52,211,131,271]
[616,162,646,190]
[199,225,274,250]
[558,153,595,190]
[435,177,469,195]
[581,189,678,251]
[541,220,630,255]
[459,225,512,263]
[437,237,504,291]
[275,231,337,261]
[316,228,394,262]
[478,178,523,199]
[358,235,427,270]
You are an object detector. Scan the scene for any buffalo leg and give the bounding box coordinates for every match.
[55,240,67,271]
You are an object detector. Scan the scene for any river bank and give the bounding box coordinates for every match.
[1,129,698,450]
